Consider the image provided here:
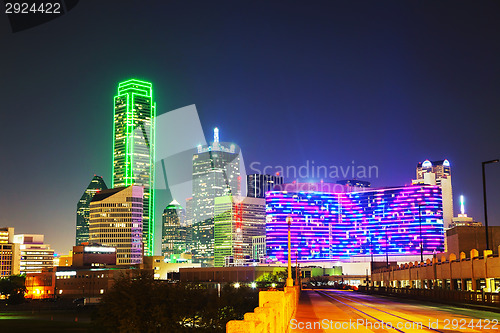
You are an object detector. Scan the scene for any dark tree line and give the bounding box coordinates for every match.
[0,275,26,304]
[91,271,258,333]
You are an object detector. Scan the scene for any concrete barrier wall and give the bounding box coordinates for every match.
[372,247,500,292]
[227,286,300,333]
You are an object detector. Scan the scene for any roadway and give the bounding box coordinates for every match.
[291,289,500,332]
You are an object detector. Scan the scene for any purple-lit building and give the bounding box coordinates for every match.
[266,185,445,262]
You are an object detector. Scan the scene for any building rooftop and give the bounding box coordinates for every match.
[165,199,183,210]
[91,187,127,202]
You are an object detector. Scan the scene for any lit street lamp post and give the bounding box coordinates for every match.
[295,250,299,286]
[286,216,293,287]
[369,235,374,264]
[418,204,424,263]
[482,159,499,251]
[384,226,389,268]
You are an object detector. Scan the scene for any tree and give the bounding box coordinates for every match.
[92,271,258,333]
[0,275,27,304]
[309,276,330,287]
[255,267,299,286]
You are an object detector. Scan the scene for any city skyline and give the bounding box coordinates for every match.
[1,1,500,255]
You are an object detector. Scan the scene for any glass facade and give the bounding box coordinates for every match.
[76,175,107,246]
[161,200,186,259]
[89,186,144,265]
[189,129,241,262]
[112,79,156,255]
[213,196,266,267]
[266,185,445,262]
[247,174,284,198]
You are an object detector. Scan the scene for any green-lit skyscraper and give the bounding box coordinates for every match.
[112,79,156,256]
[76,175,107,246]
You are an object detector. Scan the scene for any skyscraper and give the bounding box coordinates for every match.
[214,195,266,267]
[247,173,284,198]
[89,186,143,265]
[185,197,193,226]
[190,128,241,263]
[112,79,156,255]
[76,175,107,246]
[161,200,187,259]
[413,159,453,228]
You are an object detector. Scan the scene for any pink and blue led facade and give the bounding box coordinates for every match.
[265,185,445,262]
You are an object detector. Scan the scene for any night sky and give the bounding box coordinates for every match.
[1,1,499,255]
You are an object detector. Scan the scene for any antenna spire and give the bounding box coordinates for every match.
[214,127,219,143]
[460,195,465,215]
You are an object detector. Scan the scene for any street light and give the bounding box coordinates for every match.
[384,226,389,268]
[286,216,293,287]
[295,250,299,286]
[369,235,374,265]
[418,203,424,263]
[482,159,499,251]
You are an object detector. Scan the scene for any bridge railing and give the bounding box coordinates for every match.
[226,286,300,333]
[359,286,500,307]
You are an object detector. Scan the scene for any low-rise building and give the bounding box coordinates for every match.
[14,234,54,274]
[180,266,285,283]
[72,244,117,267]
[55,251,73,267]
[143,256,200,280]
[25,266,153,299]
[446,226,500,255]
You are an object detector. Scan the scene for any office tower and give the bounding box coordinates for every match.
[190,128,241,263]
[161,200,187,259]
[184,197,193,252]
[76,175,107,246]
[413,159,453,228]
[13,234,54,274]
[247,173,284,198]
[266,185,445,262]
[0,227,20,276]
[416,159,451,180]
[451,195,482,227]
[89,186,143,265]
[185,197,193,225]
[252,235,266,261]
[336,179,371,188]
[112,79,156,256]
[214,196,266,267]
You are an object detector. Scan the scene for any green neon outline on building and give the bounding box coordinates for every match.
[112,79,156,255]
